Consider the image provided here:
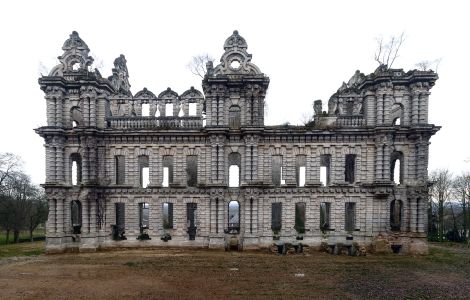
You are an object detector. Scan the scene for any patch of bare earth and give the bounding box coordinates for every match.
[0,246,469,299]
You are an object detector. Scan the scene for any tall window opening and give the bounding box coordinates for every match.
[113,203,126,240]
[189,102,197,116]
[139,202,150,232]
[393,117,401,126]
[186,155,198,187]
[228,200,240,233]
[250,198,253,234]
[142,103,150,116]
[138,155,149,188]
[391,151,404,185]
[229,105,241,129]
[228,152,241,187]
[390,199,403,231]
[165,103,173,116]
[345,154,356,184]
[71,106,83,127]
[162,156,174,187]
[71,200,82,234]
[70,153,82,186]
[271,202,282,232]
[320,202,331,231]
[296,155,306,187]
[320,154,331,186]
[272,155,282,186]
[163,202,174,229]
[115,155,125,185]
[345,202,356,232]
[295,202,306,234]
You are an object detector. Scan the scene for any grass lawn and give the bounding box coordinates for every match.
[0,243,469,299]
[0,229,45,245]
[0,241,44,259]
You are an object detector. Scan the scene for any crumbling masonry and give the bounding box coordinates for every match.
[36,31,439,254]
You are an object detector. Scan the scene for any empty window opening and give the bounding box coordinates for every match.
[113,203,126,240]
[163,202,174,229]
[228,200,240,233]
[391,151,404,185]
[187,203,197,240]
[229,105,241,129]
[416,198,421,232]
[165,103,173,116]
[178,106,184,117]
[72,62,80,70]
[186,155,198,187]
[230,60,241,69]
[228,152,241,187]
[296,155,306,187]
[390,200,403,231]
[271,202,282,232]
[345,154,356,184]
[295,202,306,234]
[320,202,331,231]
[71,200,82,234]
[215,199,219,234]
[320,154,331,186]
[345,202,356,232]
[138,155,149,188]
[71,107,83,127]
[155,106,160,117]
[393,117,401,126]
[162,156,174,187]
[139,202,150,231]
[71,153,82,186]
[250,146,254,180]
[115,155,125,185]
[249,198,253,234]
[142,103,150,116]
[189,102,197,116]
[272,156,282,186]
[281,167,286,185]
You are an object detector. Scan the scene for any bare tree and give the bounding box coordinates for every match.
[374,32,405,69]
[415,58,442,72]
[0,153,21,193]
[429,169,453,242]
[453,173,470,241]
[187,54,215,79]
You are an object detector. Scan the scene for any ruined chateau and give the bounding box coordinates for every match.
[36,31,439,254]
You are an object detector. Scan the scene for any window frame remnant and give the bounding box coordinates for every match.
[345,202,356,232]
[294,202,306,234]
[345,154,356,184]
[163,202,174,229]
[320,154,331,186]
[320,202,331,231]
[390,151,404,185]
[272,155,282,187]
[271,202,282,232]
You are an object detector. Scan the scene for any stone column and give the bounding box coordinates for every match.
[82,97,89,127]
[56,97,63,127]
[82,147,89,183]
[419,92,429,124]
[383,144,391,181]
[46,198,55,234]
[364,91,376,126]
[384,93,394,124]
[402,94,411,126]
[375,144,384,181]
[90,98,96,127]
[81,198,89,234]
[376,92,384,125]
[45,145,55,183]
[55,142,64,183]
[46,97,56,126]
[56,199,64,234]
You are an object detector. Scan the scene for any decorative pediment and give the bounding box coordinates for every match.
[134,87,157,99]
[49,31,94,76]
[158,87,179,101]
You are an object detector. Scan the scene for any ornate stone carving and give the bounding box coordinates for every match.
[49,31,94,76]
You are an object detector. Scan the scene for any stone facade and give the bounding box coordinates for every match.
[36,31,439,254]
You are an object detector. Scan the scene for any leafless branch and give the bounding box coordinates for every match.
[187,54,215,79]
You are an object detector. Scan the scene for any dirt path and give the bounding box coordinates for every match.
[0,247,469,299]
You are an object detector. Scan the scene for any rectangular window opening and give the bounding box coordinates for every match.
[115,155,125,185]
[188,103,197,116]
[165,103,173,116]
[295,202,306,234]
[345,202,356,232]
[272,156,282,186]
[186,155,198,187]
[139,202,150,230]
[162,156,173,187]
[142,103,150,116]
[163,202,173,229]
[320,154,331,186]
[320,202,331,230]
[139,156,149,188]
[271,202,282,232]
[345,154,356,184]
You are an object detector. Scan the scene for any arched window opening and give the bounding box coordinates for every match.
[71,200,82,234]
[391,151,404,185]
[392,117,401,126]
[390,200,403,231]
[228,152,241,187]
[229,105,241,129]
[70,153,82,186]
[228,200,240,233]
[141,103,150,116]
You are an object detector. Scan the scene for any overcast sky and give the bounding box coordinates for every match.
[0,0,469,184]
